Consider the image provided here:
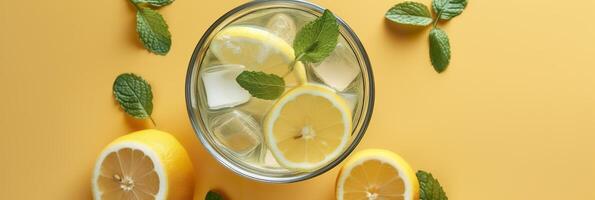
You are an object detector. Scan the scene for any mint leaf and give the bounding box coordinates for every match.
[429,28,450,73]
[136,7,171,55]
[205,191,224,200]
[113,73,156,125]
[132,0,174,7]
[385,1,433,26]
[433,0,468,20]
[417,170,448,200]
[236,71,285,100]
[293,9,340,63]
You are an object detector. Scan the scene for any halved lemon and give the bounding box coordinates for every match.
[336,149,419,200]
[92,129,194,200]
[264,84,352,171]
[209,25,306,86]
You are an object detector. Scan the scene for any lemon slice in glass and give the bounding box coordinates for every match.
[209,25,306,86]
[264,84,352,171]
[336,149,419,200]
[92,129,194,200]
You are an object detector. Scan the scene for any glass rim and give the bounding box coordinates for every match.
[185,0,375,183]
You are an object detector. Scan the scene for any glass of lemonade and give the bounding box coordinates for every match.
[186,0,374,183]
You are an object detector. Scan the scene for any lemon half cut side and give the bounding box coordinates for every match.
[336,149,419,200]
[92,129,194,200]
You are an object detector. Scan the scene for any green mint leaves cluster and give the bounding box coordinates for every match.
[113,73,156,126]
[129,0,174,55]
[236,10,340,100]
[385,0,468,73]
[417,170,448,200]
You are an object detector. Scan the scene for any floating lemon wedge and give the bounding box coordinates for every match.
[264,84,352,171]
[336,149,419,200]
[92,129,194,200]
[209,25,306,86]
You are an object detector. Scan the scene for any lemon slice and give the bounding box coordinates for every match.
[336,149,419,200]
[92,129,194,200]
[209,25,306,86]
[264,84,352,171]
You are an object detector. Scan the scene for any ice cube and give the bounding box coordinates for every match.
[239,97,274,122]
[312,39,361,92]
[339,93,359,112]
[201,64,251,110]
[210,110,262,157]
[266,13,297,44]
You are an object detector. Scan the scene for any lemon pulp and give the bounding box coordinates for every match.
[264,84,352,171]
[96,146,162,199]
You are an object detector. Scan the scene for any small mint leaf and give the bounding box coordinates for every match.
[429,28,451,73]
[385,1,433,26]
[293,9,340,63]
[432,0,468,20]
[417,170,448,200]
[136,7,171,55]
[205,191,224,200]
[132,0,174,7]
[236,71,285,100]
[113,73,155,125]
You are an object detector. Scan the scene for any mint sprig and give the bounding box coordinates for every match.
[385,0,467,73]
[237,9,340,100]
[128,0,172,55]
[113,73,156,126]
[293,9,340,63]
[417,170,448,200]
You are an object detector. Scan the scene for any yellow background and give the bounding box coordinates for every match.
[1,0,594,199]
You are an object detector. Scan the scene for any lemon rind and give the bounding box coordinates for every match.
[211,26,295,65]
